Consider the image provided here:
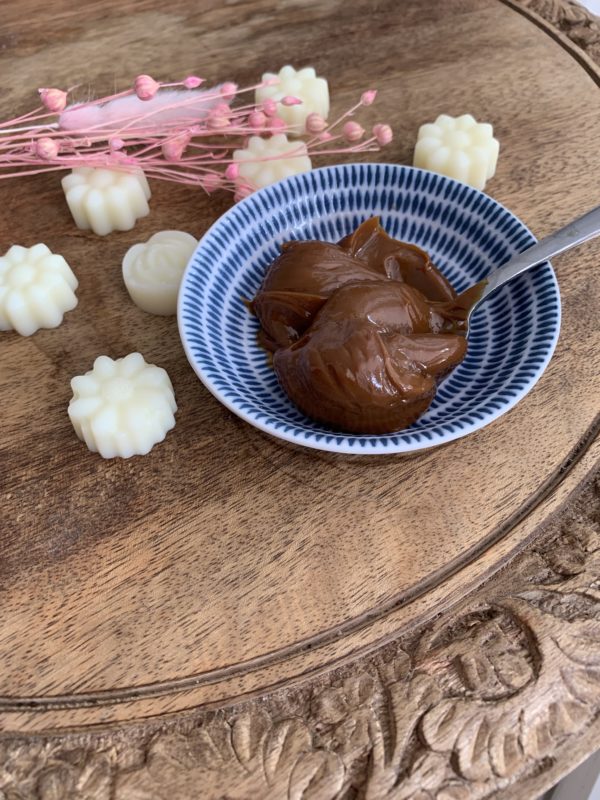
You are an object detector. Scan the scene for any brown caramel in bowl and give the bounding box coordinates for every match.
[250,218,471,434]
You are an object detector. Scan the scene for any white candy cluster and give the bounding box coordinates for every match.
[122,230,197,315]
[413,114,500,190]
[68,353,177,458]
[62,167,151,236]
[233,134,312,190]
[256,65,329,134]
[0,244,78,336]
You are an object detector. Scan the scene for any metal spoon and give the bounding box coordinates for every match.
[465,203,600,323]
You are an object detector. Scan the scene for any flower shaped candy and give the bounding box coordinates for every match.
[256,65,329,134]
[0,244,78,336]
[122,230,198,315]
[61,167,151,236]
[413,114,500,190]
[233,134,312,190]
[68,353,177,458]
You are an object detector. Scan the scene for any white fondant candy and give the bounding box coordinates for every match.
[68,353,177,458]
[256,65,329,134]
[0,243,78,336]
[233,134,311,190]
[122,230,197,315]
[61,167,151,236]
[413,114,500,190]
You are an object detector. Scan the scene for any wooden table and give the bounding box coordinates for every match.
[1,1,599,797]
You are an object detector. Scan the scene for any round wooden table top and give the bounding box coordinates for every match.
[1,1,599,797]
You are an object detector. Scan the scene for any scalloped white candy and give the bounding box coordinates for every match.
[61,167,151,236]
[122,230,198,315]
[0,243,78,336]
[256,65,329,134]
[413,114,499,190]
[68,352,177,458]
[233,134,312,190]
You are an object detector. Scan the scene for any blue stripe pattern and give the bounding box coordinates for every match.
[178,164,560,454]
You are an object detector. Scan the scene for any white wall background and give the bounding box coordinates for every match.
[580,0,600,15]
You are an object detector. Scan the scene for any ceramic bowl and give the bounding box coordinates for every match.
[178,164,560,454]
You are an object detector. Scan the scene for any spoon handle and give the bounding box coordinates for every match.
[481,203,600,301]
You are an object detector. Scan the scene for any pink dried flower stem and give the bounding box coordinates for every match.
[304,95,374,148]
[71,80,272,138]
[0,102,66,129]
[0,76,392,195]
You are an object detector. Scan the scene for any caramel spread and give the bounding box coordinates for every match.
[251,218,474,434]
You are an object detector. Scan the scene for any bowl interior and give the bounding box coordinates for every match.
[178,164,560,454]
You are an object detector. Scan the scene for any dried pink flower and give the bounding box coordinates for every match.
[361,89,377,106]
[183,75,203,89]
[343,121,365,142]
[234,183,254,203]
[281,96,302,107]
[220,82,238,100]
[202,173,222,193]
[373,123,393,145]
[0,79,391,202]
[162,131,191,161]
[213,102,232,119]
[110,150,134,164]
[267,117,287,132]
[248,110,267,129]
[38,88,68,113]
[35,137,59,159]
[261,98,278,118]
[134,74,160,101]
[306,112,327,134]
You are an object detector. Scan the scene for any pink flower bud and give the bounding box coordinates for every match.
[38,88,68,113]
[361,89,377,106]
[220,82,238,100]
[134,74,160,101]
[306,112,327,134]
[318,131,333,142]
[183,75,203,89]
[162,132,191,161]
[261,98,278,117]
[267,117,287,132]
[110,137,125,150]
[281,95,302,107]
[35,137,60,159]
[234,183,254,203]
[248,110,267,130]
[214,102,231,117]
[373,123,393,146]
[202,173,222,193]
[343,121,365,142]
[225,163,239,181]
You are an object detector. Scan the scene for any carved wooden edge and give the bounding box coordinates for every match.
[503,0,600,80]
[0,465,597,799]
[1,3,599,799]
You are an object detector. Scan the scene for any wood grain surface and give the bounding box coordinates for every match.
[0,0,599,797]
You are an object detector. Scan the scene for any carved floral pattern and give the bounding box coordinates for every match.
[514,0,600,62]
[0,471,598,799]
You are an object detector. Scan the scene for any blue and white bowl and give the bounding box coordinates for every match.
[178,164,560,455]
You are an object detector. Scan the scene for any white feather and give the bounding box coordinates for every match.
[59,86,226,132]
